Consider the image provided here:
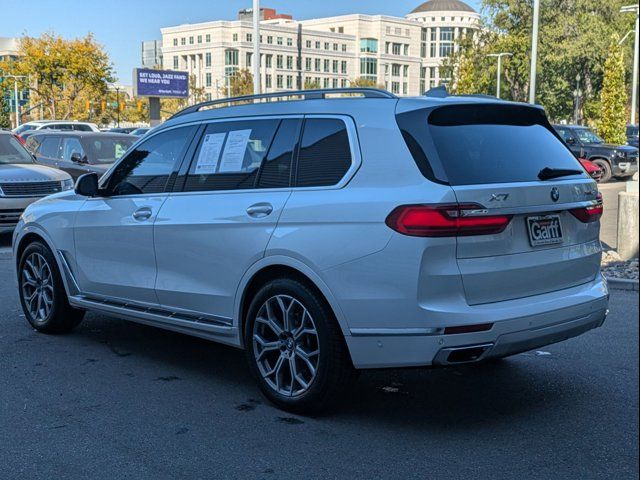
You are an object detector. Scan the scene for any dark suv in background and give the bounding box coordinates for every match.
[627,125,639,148]
[26,131,135,180]
[553,124,639,182]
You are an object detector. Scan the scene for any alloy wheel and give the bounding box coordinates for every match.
[252,294,320,397]
[21,252,54,323]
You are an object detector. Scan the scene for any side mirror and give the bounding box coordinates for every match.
[71,152,86,163]
[74,172,99,197]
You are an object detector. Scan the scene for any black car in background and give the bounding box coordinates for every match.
[627,125,639,148]
[108,127,138,134]
[25,131,136,180]
[553,124,639,182]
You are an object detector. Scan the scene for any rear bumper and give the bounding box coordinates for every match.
[345,276,608,369]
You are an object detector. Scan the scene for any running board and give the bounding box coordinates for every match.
[68,295,238,344]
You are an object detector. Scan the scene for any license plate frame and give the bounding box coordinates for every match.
[526,214,564,247]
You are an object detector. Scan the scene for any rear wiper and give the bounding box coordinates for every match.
[538,167,584,181]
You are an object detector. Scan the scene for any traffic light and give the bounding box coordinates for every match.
[137,100,143,112]
[101,100,106,112]
[85,100,91,112]
[119,100,124,112]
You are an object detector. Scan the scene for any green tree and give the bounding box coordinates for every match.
[0,95,10,129]
[598,35,627,144]
[1,33,114,121]
[220,69,253,97]
[303,78,321,90]
[161,74,207,119]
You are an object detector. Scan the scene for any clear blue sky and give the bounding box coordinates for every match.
[0,0,481,83]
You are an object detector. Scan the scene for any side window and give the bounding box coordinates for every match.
[184,119,279,192]
[106,126,196,196]
[72,124,92,131]
[295,118,352,187]
[257,119,300,189]
[25,136,41,153]
[61,138,85,161]
[38,137,62,158]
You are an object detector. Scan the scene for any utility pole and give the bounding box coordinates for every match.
[529,0,540,104]
[296,24,303,90]
[621,4,639,125]
[252,0,261,95]
[487,52,512,99]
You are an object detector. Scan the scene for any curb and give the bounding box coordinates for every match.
[605,276,639,291]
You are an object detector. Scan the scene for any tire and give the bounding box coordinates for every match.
[18,241,84,334]
[591,159,612,183]
[244,277,357,413]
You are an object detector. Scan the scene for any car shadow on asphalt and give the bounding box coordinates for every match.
[60,312,581,429]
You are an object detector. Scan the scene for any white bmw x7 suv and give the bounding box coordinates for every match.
[12,88,609,412]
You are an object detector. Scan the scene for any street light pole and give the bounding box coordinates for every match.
[573,73,582,125]
[252,0,261,95]
[529,0,540,104]
[487,52,512,99]
[621,5,639,125]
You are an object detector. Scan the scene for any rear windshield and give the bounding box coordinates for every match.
[398,104,586,185]
[0,134,34,165]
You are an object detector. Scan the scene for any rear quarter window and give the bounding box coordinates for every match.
[295,118,352,187]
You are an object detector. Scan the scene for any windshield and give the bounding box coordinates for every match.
[574,128,604,144]
[0,135,35,165]
[84,136,135,164]
[627,125,639,137]
[12,124,38,135]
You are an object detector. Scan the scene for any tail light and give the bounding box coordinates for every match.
[385,203,512,237]
[569,193,603,223]
[12,134,26,146]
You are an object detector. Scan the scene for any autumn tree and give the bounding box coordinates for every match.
[219,69,253,98]
[0,94,10,129]
[598,35,627,144]
[303,78,321,90]
[349,77,385,89]
[1,33,114,121]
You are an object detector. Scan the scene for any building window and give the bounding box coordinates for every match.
[342,44,347,52]
[403,65,409,77]
[276,55,283,69]
[332,78,338,88]
[305,57,312,71]
[173,38,178,47]
[197,35,202,43]
[341,60,347,74]
[323,59,330,72]
[189,36,194,45]
[360,38,378,53]
[276,74,283,88]
[341,78,347,87]
[277,36,283,45]
[173,56,179,69]
[286,56,293,69]
[286,75,293,89]
[403,82,407,95]
[391,81,400,94]
[206,34,211,42]
[267,36,273,44]
[306,40,312,48]
[439,27,454,57]
[205,73,212,87]
[246,33,252,42]
[225,49,239,66]
[265,54,273,68]
[315,41,321,49]
[403,44,409,56]
[420,28,427,57]
[205,52,212,67]
[181,37,186,46]
[287,38,293,46]
[246,52,252,67]
[332,60,338,73]
[392,43,402,55]
[266,74,272,88]
[360,58,377,81]
[333,43,338,51]
[391,64,401,77]
[323,78,329,88]
[324,42,330,50]
[314,58,321,72]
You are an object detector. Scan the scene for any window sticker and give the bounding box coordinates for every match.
[219,129,252,173]
[194,133,226,174]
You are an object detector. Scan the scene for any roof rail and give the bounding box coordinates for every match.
[170,88,396,119]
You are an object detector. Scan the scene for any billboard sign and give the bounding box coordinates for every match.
[133,68,189,98]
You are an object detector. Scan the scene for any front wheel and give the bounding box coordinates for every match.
[18,241,84,333]
[244,278,357,413]
[592,159,612,183]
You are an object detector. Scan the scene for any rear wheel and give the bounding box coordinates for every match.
[18,241,84,333]
[591,159,612,183]
[244,278,357,413]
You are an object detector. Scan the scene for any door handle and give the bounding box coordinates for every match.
[246,203,273,218]
[132,207,153,222]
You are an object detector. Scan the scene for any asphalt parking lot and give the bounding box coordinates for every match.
[0,244,638,479]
